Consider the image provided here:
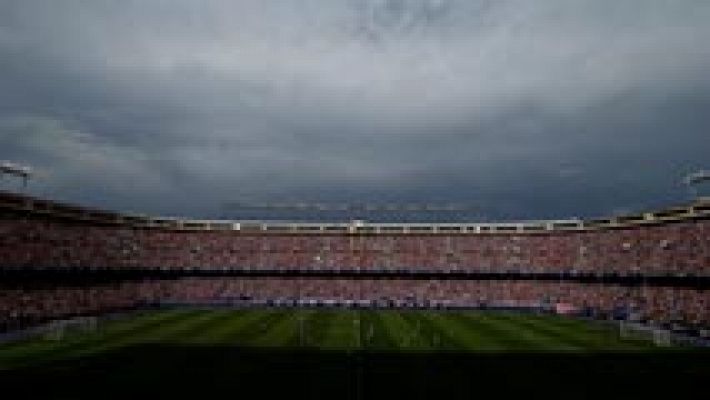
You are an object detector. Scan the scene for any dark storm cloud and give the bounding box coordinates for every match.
[1,0,709,220]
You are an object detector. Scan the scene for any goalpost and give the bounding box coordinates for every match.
[618,321,672,347]
[42,316,98,341]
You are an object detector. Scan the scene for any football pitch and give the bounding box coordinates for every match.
[1,309,708,398]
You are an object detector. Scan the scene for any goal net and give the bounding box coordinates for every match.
[42,316,98,341]
[619,321,672,347]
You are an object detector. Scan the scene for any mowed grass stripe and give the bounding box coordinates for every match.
[399,311,455,351]
[512,314,653,351]
[419,312,466,351]
[269,310,331,348]
[434,312,521,351]
[361,310,397,350]
[281,310,319,348]
[375,310,431,350]
[484,312,600,351]
[250,311,305,347]
[495,314,600,351]
[390,311,433,350]
[0,309,193,368]
[61,310,221,358]
[487,312,587,350]
[528,313,635,344]
[222,310,286,347]
[292,310,333,349]
[420,312,493,350]
[136,310,221,342]
[374,311,407,350]
[188,310,264,344]
[219,309,289,346]
[155,310,241,343]
[319,310,358,350]
[224,310,290,346]
[480,312,584,351]
[299,310,335,348]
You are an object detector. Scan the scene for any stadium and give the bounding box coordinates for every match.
[1,184,709,397]
[3,1,710,398]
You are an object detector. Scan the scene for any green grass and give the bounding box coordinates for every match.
[0,309,707,399]
[0,308,666,368]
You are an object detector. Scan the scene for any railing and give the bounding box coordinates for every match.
[2,190,709,233]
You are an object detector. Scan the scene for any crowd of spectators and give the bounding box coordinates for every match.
[2,212,709,334]
[1,217,708,275]
[0,281,160,332]
[164,278,710,329]
[2,278,708,333]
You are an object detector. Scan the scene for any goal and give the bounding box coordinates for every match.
[42,316,98,341]
[619,321,672,347]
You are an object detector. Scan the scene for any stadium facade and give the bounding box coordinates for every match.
[1,190,708,336]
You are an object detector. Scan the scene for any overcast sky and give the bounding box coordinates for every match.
[1,0,709,221]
